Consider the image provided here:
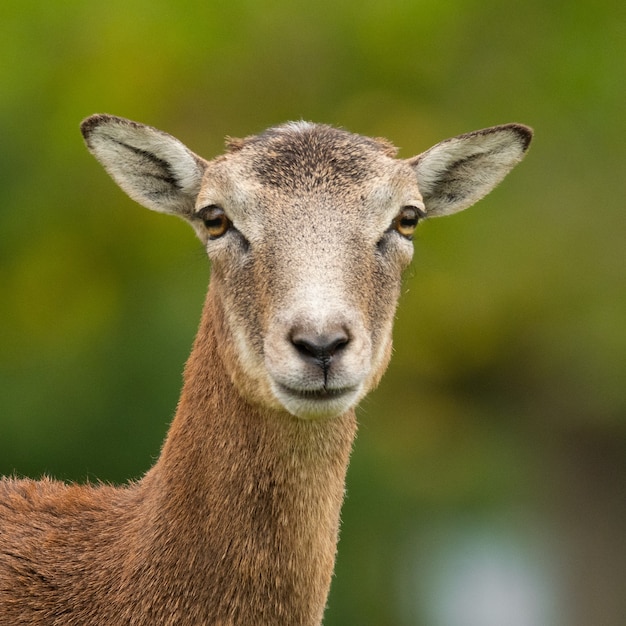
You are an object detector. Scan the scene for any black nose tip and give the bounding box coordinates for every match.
[290,330,350,369]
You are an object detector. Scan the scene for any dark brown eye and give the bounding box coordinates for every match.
[199,206,231,239]
[393,205,424,239]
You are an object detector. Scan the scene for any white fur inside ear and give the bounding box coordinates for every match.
[82,115,207,216]
[410,125,532,217]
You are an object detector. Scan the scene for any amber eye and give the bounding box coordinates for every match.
[199,206,231,239]
[393,205,424,239]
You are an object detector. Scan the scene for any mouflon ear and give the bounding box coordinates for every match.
[81,114,208,217]
[408,124,533,217]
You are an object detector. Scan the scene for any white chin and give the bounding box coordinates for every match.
[272,384,362,420]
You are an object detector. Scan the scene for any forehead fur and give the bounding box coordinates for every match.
[225,122,399,190]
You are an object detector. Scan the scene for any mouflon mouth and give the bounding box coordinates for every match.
[277,383,357,401]
[273,382,361,420]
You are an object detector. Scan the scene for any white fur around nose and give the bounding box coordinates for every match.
[263,281,372,420]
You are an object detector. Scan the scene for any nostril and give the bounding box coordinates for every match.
[290,330,350,365]
[326,334,350,356]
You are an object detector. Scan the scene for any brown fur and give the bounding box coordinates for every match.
[0,287,356,625]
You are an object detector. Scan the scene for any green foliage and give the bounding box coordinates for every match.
[1,0,624,623]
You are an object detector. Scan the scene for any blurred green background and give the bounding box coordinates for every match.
[1,0,624,624]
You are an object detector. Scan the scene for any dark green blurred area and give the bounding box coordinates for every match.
[1,0,624,624]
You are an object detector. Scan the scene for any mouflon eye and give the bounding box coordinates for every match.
[392,205,424,239]
[199,206,231,239]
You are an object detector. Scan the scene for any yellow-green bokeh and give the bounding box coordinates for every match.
[1,1,624,624]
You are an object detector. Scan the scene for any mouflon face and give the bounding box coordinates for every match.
[192,123,422,419]
[81,116,532,419]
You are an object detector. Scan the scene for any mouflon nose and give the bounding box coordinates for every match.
[290,328,350,369]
